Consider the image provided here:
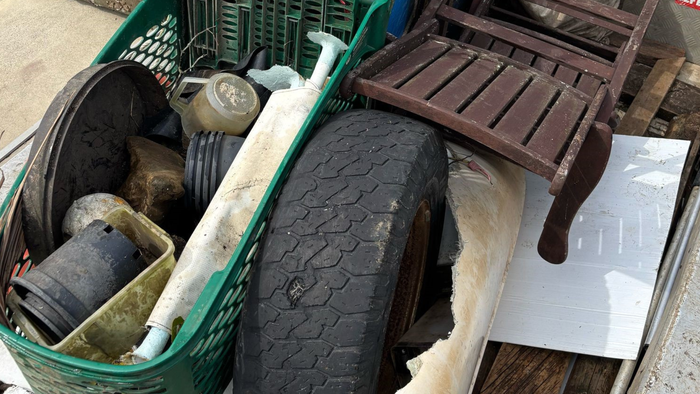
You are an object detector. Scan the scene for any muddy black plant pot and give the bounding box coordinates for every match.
[184,131,245,217]
[10,219,147,344]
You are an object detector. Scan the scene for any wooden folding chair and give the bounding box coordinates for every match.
[341,0,660,263]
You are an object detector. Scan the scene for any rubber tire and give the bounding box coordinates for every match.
[233,109,448,393]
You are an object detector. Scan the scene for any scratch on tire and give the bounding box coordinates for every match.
[288,277,307,307]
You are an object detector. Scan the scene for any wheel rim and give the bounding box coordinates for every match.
[377,199,431,393]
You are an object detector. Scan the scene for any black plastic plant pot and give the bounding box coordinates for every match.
[10,219,147,344]
[184,131,245,217]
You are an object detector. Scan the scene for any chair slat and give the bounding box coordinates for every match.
[527,91,587,161]
[495,78,559,143]
[462,66,531,127]
[437,5,615,80]
[400,48,476,99]
[373,40,451,87]
[429,57,502,112]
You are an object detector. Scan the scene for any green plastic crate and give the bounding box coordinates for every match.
[215,0,375,78]
[0,0,390,392]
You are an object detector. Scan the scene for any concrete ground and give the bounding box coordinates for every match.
[0,0,124,389]
[0,0,125,150]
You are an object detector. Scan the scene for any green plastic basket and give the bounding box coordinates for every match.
[0,0,390,392]
[215,0,376,78]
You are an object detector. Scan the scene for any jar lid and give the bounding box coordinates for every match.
[207,73,260,121]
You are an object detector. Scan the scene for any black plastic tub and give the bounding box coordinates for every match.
[10,219,147,344]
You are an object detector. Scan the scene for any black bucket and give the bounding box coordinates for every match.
[10,220,146,344]
[184,131,244,217]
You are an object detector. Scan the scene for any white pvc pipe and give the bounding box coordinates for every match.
[610,187,700,394]
[306,32,348,90]
[130,327,170,364]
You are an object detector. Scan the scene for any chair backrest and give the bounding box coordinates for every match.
[419,0,660,102]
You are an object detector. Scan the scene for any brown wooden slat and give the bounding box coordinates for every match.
[495,78,559,143]
[491,7,618,57]
[617,57,686,136]
[563,356,621,394]
[373,40,451,88]
[609,33,686,67]
[512,49,535,66]
[341,19,439,99]
[576,75,602,97]
[521,0,634,36]
[623,62,700,118]
[528,91,587,161]
[462,66,531,127]
[552,0,638,28]
[607,0,661,101]
[415,0,449,27]
[429,57,502,112]
[353,78,559,178]
[491,41,514,57]
[437,5,615,80]
[400,48,476,99]
[427,34,594,105]
[480,344,571,394]
[533,57,557,75]
[484,16,613,66]
[471,32,494,49]
[554,66,579,85]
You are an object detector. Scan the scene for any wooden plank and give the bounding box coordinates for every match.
[491,41,514,57]
[527,91,587,161]
[623,63,700,118]
[616,57,686,136]
[512,49,535,66]
[495,78,559,143]
[677,61,700,88]
[521,0,633,36]
[576,75,602,98]
[554,66,579,86]
[437,5,616,80]
[609,33,686,67]
[462,66,531,127]
[480,344,571,394]
[562,356,621,394]
[400,48,475,99]
[373,39,451,88]
[471,32,495,49]
[533,57,557,75]
[429,57,502,112]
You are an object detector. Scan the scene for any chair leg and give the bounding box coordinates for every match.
[538,121,613,264]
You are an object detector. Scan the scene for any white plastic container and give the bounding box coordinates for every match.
[170,73,260,137]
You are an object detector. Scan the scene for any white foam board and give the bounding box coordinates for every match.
[489,135,689,359]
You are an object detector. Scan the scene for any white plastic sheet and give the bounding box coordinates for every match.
[490,135,689,359]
